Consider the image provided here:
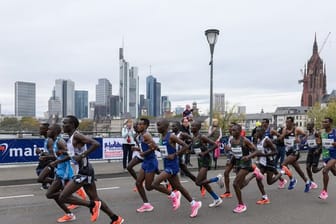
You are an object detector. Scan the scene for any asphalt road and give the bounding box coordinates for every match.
[0,166,335,224]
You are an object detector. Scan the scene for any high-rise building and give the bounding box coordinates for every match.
[53,79,75,117]
[15,81,36,117]
[129,66,139,118]
[146,75,161,117]
[161,96,171,114]
[119,48,139,118]
[300,34,327,107]
[237,106,246,114]
[75,90,88,119]
[214,93,225,114]
[96,78,112,106]
[109,95,120,118]
[95,78,112,118]
[48,89,62,118]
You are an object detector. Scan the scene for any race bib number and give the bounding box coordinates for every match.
[322,139,334,149]
[193,148,201,155]
[259,157,267,166]
[307,139,317,148]
[231,147,243,159]
[284,137,295,147]
[159,145,168,158]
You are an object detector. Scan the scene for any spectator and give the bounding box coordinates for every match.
[183,104,193,121]
[121,119,136,171]
[208,119,222,169]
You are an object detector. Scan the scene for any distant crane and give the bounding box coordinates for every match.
[298,32,331,84]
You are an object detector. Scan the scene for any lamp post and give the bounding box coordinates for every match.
[205,29,219,127]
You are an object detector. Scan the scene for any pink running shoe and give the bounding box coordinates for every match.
[190,201,202,218]
[136,203,154,213]
[233,204,247,213]
[253,167,264,180]
[278,179,287,189]
[170,191,181,210]
[319,190,328,200]
[310,181,318,189]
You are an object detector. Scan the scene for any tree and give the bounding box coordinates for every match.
[20,117,40,132]
[307,100,336,129]
[79,119,94,132]
[0,117,20,131]
[212,104,245,135]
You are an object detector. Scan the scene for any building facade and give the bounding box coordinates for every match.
[300,35,327,107]
[15,81,36,117]
[53,79,75,117]
[75,90,88,119]
[214,93,225,114]
[146,75,161,117]
[119,48,139,118]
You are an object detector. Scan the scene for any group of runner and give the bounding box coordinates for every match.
[36,114,336,223]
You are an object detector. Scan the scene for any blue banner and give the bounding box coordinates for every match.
[0,138,103,163]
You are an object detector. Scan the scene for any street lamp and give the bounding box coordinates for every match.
[205,29,219,127]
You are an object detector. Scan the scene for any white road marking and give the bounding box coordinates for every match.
[0,194,34,200]
[97,187,120,191]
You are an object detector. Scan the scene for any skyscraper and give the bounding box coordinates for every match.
[48,88,62,118]
[119,48,139,118]
[146,75,156,116]
[15,81,36,117]
[53,79,75,117]
[214,93,225,114]
[95,78,112,106]
[75,90,88,119]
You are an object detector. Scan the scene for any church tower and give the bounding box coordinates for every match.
[300,34,327,107]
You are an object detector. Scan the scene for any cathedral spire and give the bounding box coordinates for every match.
[313,33,318,54]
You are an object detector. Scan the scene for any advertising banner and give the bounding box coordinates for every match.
[102,138,123,160]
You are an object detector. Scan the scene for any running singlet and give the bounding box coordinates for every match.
[161,132,179,173]
[67,131,89,170]
[284,128,297,152]
[139,132,156,161]
[54,135,73,180]
[230,137,251,168]
[256,136,274,166]
[321,129,336,161]
[306,131,318,151]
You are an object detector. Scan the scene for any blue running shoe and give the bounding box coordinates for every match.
[304,181,311,193]
[288,178,297,190]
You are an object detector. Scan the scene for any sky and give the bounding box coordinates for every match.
[0,0,335,117]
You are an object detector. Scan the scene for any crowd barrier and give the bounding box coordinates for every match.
[0,136,231,164]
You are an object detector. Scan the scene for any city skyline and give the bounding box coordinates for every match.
[0,1,335,116]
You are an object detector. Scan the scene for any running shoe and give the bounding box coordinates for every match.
[169,190,181,210]
[278,179,287,189]
[256,198,270,205]
[67,204,79,210]
[111,216,124,224]
[200,186,206,197]
[76,187,87,201]
[216,174,225,188]
[136,203,154,213]
[166,183,172,192]
[91,200,101,222]
[288,178,297,190]
[57,213,76,223]
[253,167,264,180]
[209,198,223,208]
[310,181,318,189]
[319,190,328,200]
[304,181,312,193]
[282,166,291,177]
[233,204,247,213]
[220,192,233,198]
[190,201,202,218]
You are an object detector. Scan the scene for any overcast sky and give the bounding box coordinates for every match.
[0,0,335,117]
